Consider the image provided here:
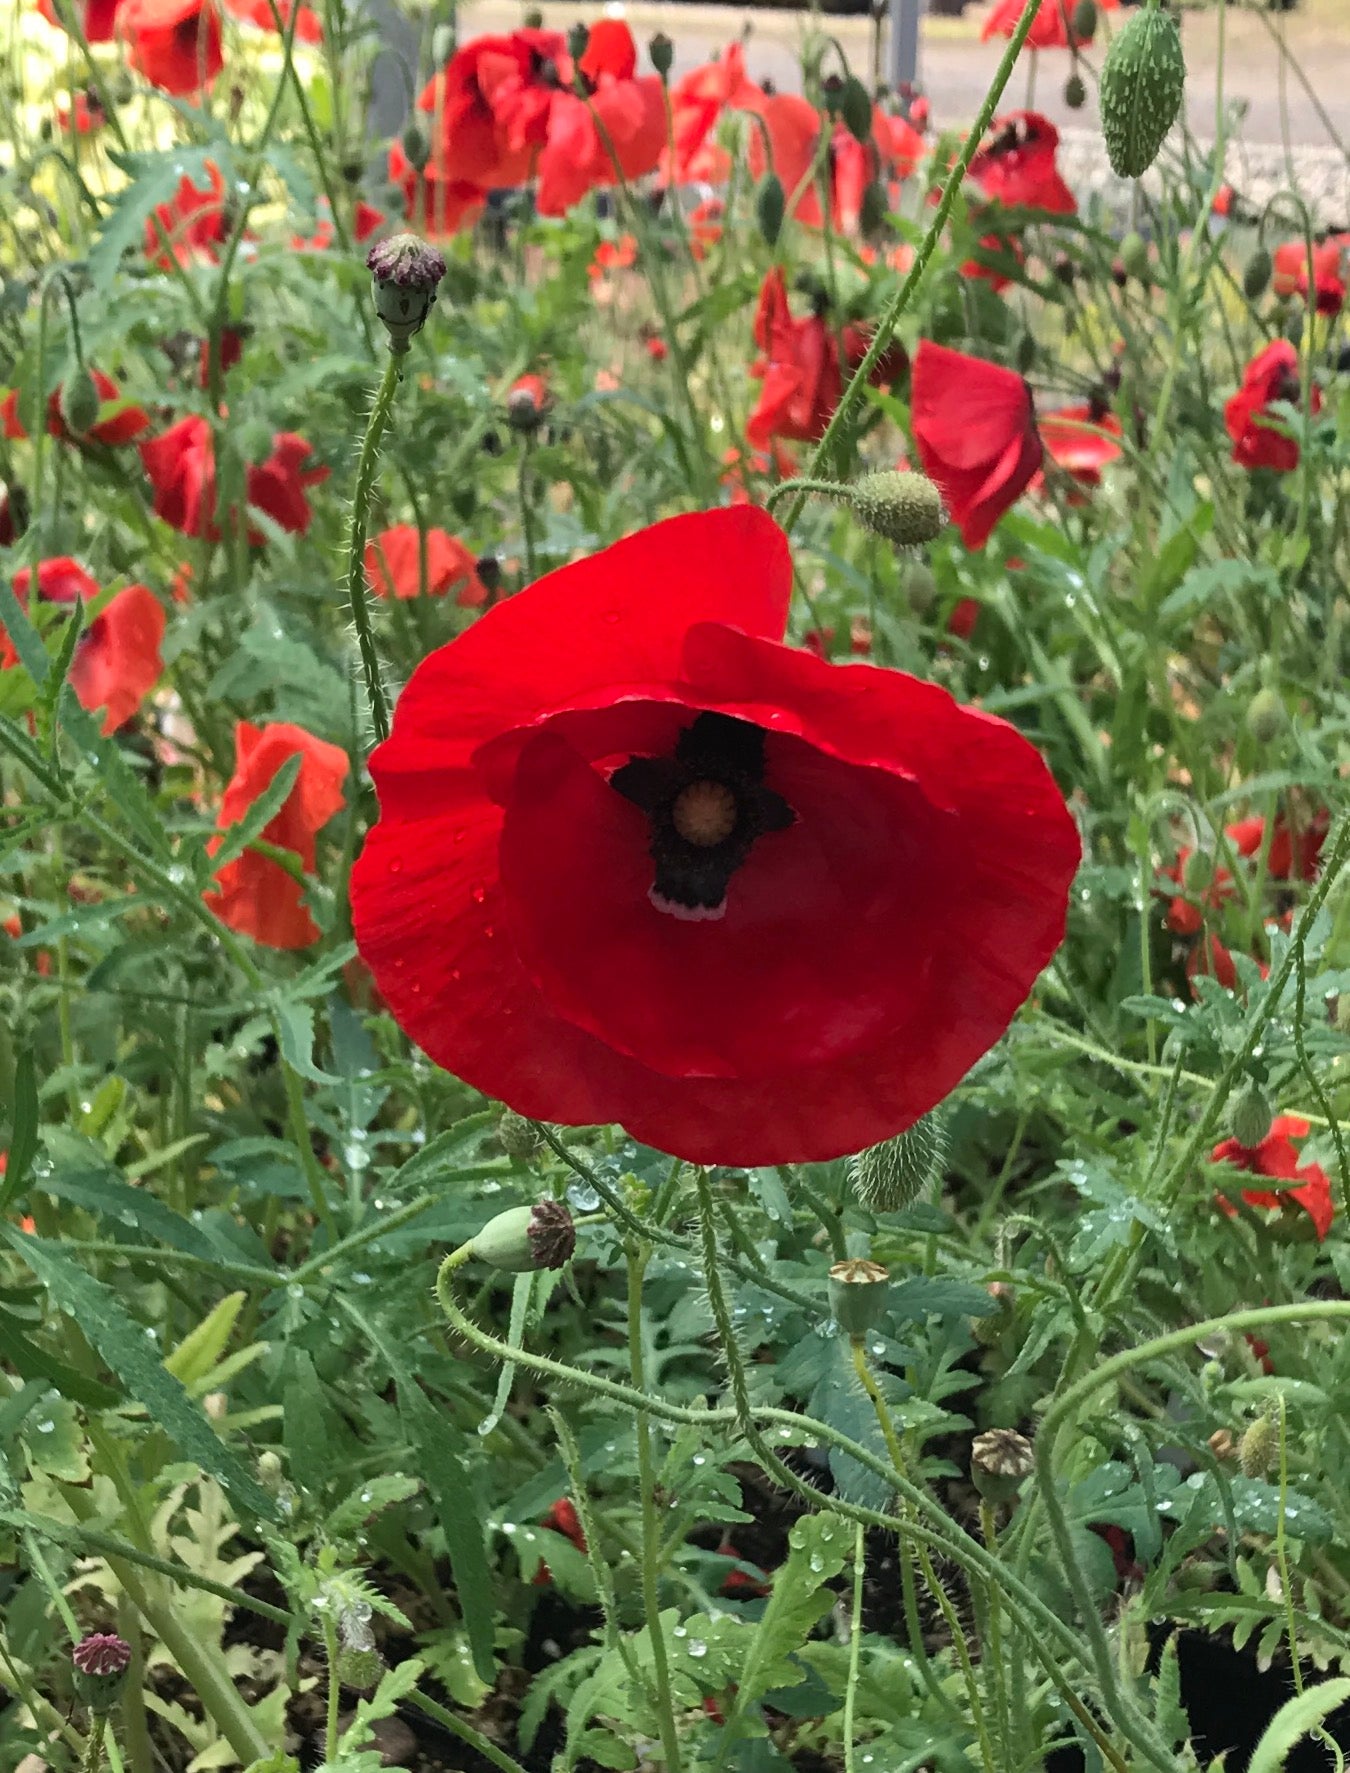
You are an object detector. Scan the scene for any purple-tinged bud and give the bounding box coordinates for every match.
[366,232,447,353]
[72,1633,132,1713]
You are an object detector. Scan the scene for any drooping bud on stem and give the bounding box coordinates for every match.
[59,364,102,439]
[366,232,447,355]
[848,1110,947,1212]
[649,31,673,77]
[848,470,946,546]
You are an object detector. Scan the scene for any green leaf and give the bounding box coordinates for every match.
[1247,1678,1350,1773]
[274,1001,340,1085]
[0,1307,123,1409]
[0,1048,39,1210]
[399,1381,496,1685]
[0,1228,276,1519]
[92,147,226,292]
[283,1349,333,1500]
[164,1292,246,1386]
[337,1657,424,1757]
[326,1473,421,1540]
[39,1130,226,1260]
[0,579,49,686]
[209,753,302,872]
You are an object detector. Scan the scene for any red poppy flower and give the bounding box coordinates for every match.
[390,150,486,239]
[588,234,637,281]
[1269,806,1328,880]
[1037,403,1123,488]
[291,200,384,251]
[1159,816,1263,936]
[1213,184,1235,218]
[7,561,164,733]
[1271,239,1345,315]
[141,416,327,542]
[204,721,349,949]
[968,112,1076,215]
[420,29,567,192]
[746,94,907,232]
[720,441,796,504]
[911,342,1042,549]
[689,198,724,260]
[350,507,1079,1166]
[531,1494,588,1587]
[364,525,487,605]
[644,334,669,362]
[2,369,149,449]
[946,597,981,640]
[747,267,841,448]
[1224,341,1320,473]
[663,42,764,184]
[222,0,320,40]
[199,328,244,389]
[536,44,666,216]
[38,0,121,40]
[145,163,229,267]
[1212,1115,1334,1241]
[981,0,1117,50]
[118,0,223,94]
[57,91,106,133]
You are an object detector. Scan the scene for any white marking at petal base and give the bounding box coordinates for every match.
[650,888,726,922]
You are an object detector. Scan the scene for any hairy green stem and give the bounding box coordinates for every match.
[629,1242,683,1772]
[344,352,401,745]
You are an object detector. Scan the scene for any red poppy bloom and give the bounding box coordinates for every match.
[145,163,229,267]
[140,416,327,542]
[911,342,1042,549]
[420,29,567,192]
[746,95,908,232]
[1037,402,1123,488]
[2,369,149,449]
[118,0,223,94]
[663,41,764,184]
[1213,1115,1334,1241]
[1213,184,1235,218]
[204,721,349,949]
[364,525,487,605]
[38,0,121,40]
[291,200,384,251]
[644,334,669,362]
[1224,341,1320,473]
[1160,817,1264,936]
[350,507,1079,1166]
[946,597,981,640]
[7,561,164,734]
[588,234,637,281]
[1271,239,1345,315]
[536,39,666,216]
[198,328,244,389]
[1269,806,1328,880]
[689,198,724,260]
[223,0,320,40]
[968,112,1076,215]
[390,150,486,240]
[981,0,1117,50]
[747,267,841,448]
[57,91,106,133]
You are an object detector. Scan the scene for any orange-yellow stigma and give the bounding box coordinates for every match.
[671,780,738,847]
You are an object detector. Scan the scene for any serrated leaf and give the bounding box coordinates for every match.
[1247,1679,1350,1773]
[209,753,302,872]
[0,1307,123,1408]
[0,1228,275,1518]
[164,1292,245,1387]
[274,1001,340,1085]
[338,1655,424,1755]
[326,1473,421,1540]
[283,1349,333,1499]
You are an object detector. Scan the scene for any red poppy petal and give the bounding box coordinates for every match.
[912,341,1036,473]
[68,585,165,734]
[369,508,793,818]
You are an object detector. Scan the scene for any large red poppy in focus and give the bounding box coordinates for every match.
[911,341,1043,549]
[350,508,1080,1165]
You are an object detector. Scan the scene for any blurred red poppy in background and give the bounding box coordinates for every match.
[2,369,149,448]
[351,506,1079,1165]
[145,163,229,267]
[1213,1115,1334,1241]
[223,0,320,40]
[1037,403,1123,489]
[968,111,1076,215]
[663,41,764,183]
[747,267,840,447]
[1225,341,1320,472]
[205,721,350,949]
[911,342,1042,548]
[38,0,122,41]
[981,0,1117,51]
[119,0,224,94]
[536,26,666,215]
[7,560,164,734]
[1271,238,1345,315]
[140,416,327,542]
[364,525,488,605]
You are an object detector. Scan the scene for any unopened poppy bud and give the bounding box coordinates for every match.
[567,21,589,61]
[848,470,946,547]
[821,72,845,116]
[472,1199,575,1273]
[898,563,934,618]
[848,1110,947,1212]
[334,1644,385,1690]
[1014,330,1037,372]
[1099,5,1186,179]
[1284,310,1304,347]
[72,1634,132,1713]
[1245,687,1285,744]
[1120,232,1149,280]
[859,180,889,236]
[59,365,101,438]
[1064,71,1087,108]
[523,6,542,23]
[399,120,430,173]
[498,1107,542,1160]
[1244,247,1272,299]
[1182,848,1214,893]
[475,553,502,594]
[971,1428,1034,1502]
[827,1258,889,1337]
[507,375,547,432]
[1239,1412,1275,1477]
[755,173,785,246]
[1071,0,1097,37]
[1228,1079,1272,1150]
[431,21,455,64]
[839,74,873,144]
[366,232,447,353]
[649,31,673,77]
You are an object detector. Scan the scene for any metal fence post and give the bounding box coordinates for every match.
[888,0,921,104]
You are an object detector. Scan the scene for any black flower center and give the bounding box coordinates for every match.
[611,711,795,920]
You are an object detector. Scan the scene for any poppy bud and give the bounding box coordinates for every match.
[341,156,365,185]
[973,1278,1014,1345]
[431,21,455,64]
[1228,1079,1272,1151]
[258,1449,284,1490]
[905,562,937,616]
[859,180,889,237]
[1182,848,1214,893]
[1238,1412,1275,1478]
[1120,232,1150,280]
[649,31,673,77]
[848,470,946,547]
[72,1634,132,1714]
[471,1199,575,1273]
[399,120,430,173]
[848,1109,946,1211]
[839,74,873,144]
[1071,0,1097,38]
[1283,311,1303,347]
[59,364,101,438]
[523,6,542,23]
[366,231,447,353]
[334,1644,385,1690]
[827,1258,889,1337]
[507,377,547,433]
[1064,71,1087,108]
[971,1428,1034,1503]
[1245,687,1285,744]
[498,1107,542,1160]
[567,21,589,61]
[1243,247,1272,299]
[755,173,785,246]
[1099,3,1186,179]
[821,73,845,116]
[475,553,502,594]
